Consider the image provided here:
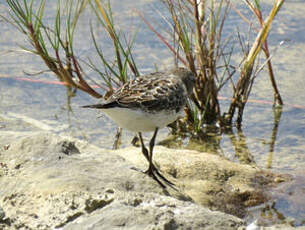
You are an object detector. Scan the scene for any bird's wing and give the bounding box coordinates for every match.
[82,72,187,111]
[113,75,187,111]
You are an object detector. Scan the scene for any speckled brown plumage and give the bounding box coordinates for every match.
[84,67,195,113]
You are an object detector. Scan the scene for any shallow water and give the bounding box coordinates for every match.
[0,0,304,227]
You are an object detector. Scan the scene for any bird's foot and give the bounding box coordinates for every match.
[144,165,176,189]
[130,165,176,189]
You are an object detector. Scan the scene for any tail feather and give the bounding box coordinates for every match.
[81,104,105,109]
[81,101,120,109]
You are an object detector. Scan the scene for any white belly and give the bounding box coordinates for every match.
[101,107,182,132]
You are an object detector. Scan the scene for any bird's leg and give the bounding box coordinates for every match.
[147,128,158,174]
[138,131,166,188]
[138,132,149,162]
[138,129,158,175]
[138,129,175,187]
[148,128,175,186]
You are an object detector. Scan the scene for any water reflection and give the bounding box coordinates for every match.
[66,86,77,112]
[266,106,282,169]
[248,174,305,227]
[159,104,285,168]
[248,201,290,227]
[225,128,256,165]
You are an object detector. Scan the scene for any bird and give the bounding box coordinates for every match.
[82,67,196,188]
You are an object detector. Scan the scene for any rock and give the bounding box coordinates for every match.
[114,145,285,218]
[261,224,305,230]
[0,132,245,229]
[0,206,5,220]
[245,221,305,230]
[63,193,244,230]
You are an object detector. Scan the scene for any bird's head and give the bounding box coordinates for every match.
[172,67,196,95]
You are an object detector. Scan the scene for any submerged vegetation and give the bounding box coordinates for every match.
[2,0,285,138]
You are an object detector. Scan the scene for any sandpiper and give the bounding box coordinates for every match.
[82,67,196,188]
